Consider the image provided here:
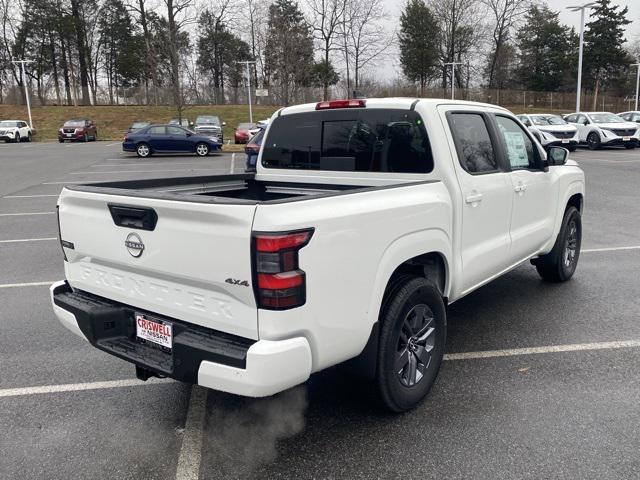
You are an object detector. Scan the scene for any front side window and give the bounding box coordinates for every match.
[167,126,186,136]
[565,115,577,123]
[589,113,624,124]
[261,109,433,173]
[495,116,540,170]
[448,113,498,174]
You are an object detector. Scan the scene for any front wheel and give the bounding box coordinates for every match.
[587,132,601,150]
[533,206,581,282]
[136,142,151,158]
[27,132,32,142]
[376,276,446,412]
[624,143,635,150]
[195,142,210,156]
[14,132,20,143]
[568,144,577,152]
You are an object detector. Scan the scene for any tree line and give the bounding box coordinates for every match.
[0,0,637,109]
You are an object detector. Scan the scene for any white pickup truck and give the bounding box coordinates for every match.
[51,98,585,412]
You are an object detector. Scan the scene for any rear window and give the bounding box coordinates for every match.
[261,109,433,173]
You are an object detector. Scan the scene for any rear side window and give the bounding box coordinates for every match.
[261,109,433,173]
[148,126,165,135]
[448,113,498,174]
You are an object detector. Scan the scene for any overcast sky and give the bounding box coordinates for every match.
[378,0,639,82]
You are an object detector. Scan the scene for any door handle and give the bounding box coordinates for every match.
[514,183,527,193]
[465,192,483,204]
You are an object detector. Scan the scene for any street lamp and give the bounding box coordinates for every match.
[443,62,463,100]
[631,63,640,111]
[236,60,257,123]
[568,2,597,113]
[12,60,34,129]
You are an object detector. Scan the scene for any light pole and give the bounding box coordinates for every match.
[568,3,597,113]
[236,61,256,123]
[12,60,34,129]
[632,63,640,111]
[443,62,463,100]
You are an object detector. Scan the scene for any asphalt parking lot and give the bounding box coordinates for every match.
[0,142,639,479]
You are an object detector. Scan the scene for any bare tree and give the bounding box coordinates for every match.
[481,0,529,89]
[429,0,483,92]
[243,0,270,87]
[341,0,390,96]
[307,0,345,100]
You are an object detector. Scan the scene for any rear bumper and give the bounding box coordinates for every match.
[50,281,311,397]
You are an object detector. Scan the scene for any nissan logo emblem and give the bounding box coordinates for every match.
[125,233,145,258]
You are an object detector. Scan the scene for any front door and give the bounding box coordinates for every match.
[445,110,514,293]
[493,115,557,260]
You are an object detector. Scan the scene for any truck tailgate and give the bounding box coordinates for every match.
[57,189,259,340]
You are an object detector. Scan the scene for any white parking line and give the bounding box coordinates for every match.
[3,194,59,198]
[41,181,87,185]
[70,168,229,175]
[582,245,640,253]
[0,212,55,217]
[0,237,57,244]
[92,162,215,167]
[0,281,55,289]
[444,339,640,361]
[175,386,208,480]
[0,378,173,398]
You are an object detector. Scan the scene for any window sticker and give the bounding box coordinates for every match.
[503,131,529,167]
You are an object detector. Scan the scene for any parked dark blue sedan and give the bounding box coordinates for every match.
[123,124,221,157]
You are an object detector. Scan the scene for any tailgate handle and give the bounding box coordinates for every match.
[108,204,158,231]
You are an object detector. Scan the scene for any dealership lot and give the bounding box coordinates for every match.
[0,143,639,479]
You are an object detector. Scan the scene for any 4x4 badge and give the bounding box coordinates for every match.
[225,278,249,287]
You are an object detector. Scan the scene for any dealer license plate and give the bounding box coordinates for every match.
[136,314,172,350]
[66,133,72,137]
[561,139,569,144]
[623,136,631,141]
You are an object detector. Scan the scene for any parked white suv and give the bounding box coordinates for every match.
[564,112,638,150]
[0,120,32,143]
[516,114,579,151]
[51,98,585,412]
[618,111,640,124]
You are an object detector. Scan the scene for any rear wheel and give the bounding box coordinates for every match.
[195,142,210,156]
[376,276,446,412]
[136,142,151,158]
[533,206,581,282]
[27,132,32,142]
[587,132,601,150]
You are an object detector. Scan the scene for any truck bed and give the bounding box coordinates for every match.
[65,173,383,205]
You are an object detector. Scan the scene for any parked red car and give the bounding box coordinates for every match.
[58,118,98,142]
[234,122,256,144]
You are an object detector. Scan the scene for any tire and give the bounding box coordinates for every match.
[136,142,151,158]
[624,144,635,150]
[587,132,601,150]
[58,138,64,143]
[376,276,446,412]
[93,131,98,142]
[534,206,581,282]
[83,133,89,142]
[27,132,32,142]
[568,145,577,152]
[195,142,210,156]
[14,132,20,143]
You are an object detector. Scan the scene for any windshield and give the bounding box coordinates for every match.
[589,113,624,124]
[0,121,20,127]
[64,120,85,127]
[261,109,433,173]
[195,116,220,126]
[531,115,566,126]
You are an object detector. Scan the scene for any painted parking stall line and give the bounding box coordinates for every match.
[0,281,56,289]
[0,212,55,217]
[0,237,57,244]
[0,378,174,399]
[175,386,208,480]
[3,194,60,198]
[582,245,640,253]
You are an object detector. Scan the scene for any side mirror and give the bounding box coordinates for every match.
[222,122,227,126]
[186,132,192,137]
[547,146,568,166]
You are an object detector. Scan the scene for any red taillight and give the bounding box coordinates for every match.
[123,134,129,141]
[315,99,366,110]
[253,229,313,310]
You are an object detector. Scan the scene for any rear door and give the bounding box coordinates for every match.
[58,190,260,339]
[444,109,514,293]
[147,126,168,151]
